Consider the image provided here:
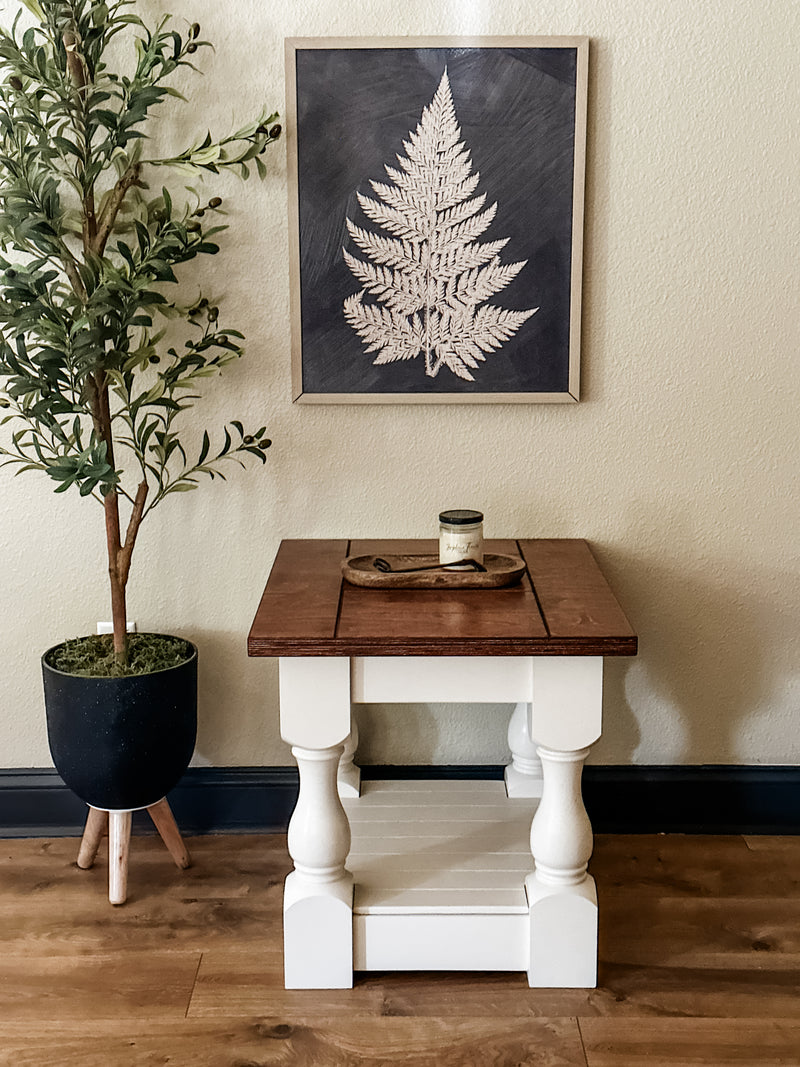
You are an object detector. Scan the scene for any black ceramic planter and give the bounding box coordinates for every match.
[42,637,197,811]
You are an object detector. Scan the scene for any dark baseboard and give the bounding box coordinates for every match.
[2,764,799,838]
[0,767,300,838]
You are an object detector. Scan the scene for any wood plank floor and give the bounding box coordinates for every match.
[1,832,799,1065]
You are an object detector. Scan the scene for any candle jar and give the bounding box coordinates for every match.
[439,509,484,567]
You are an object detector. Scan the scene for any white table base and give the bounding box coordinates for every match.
[279,654,602,989]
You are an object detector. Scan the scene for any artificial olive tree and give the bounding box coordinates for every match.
[0,0,280,667]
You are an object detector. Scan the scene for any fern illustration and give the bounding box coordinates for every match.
[342,69,538,382]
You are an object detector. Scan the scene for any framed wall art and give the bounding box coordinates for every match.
[285,37,588,404]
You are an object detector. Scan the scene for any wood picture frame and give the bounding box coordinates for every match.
[285,37,589,404]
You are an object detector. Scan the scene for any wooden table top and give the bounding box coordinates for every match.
[248,539,637,658]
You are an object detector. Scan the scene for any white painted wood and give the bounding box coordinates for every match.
[530,656,603,750]
[504,701,544,797]
[283,742,354,988]
[350,779,505,800]
[337,714,361,798]
[284,878,354,989]
[355,869,531,894]
[525,744,598,987]
[355,887,528,914]
[351,656,533,703]
[277,649,606,987]
[525,873,598,987]
[348,822,527,842]
[348,852,533,874]
[345,781,536,921]
[529,746,593,886]
[347,833,529,856]
[279,657,352,749]
[346,800,524,820]
[354,913,529,971]
[288,744,351,884]
[345,797,525,821]
[108,810,131,906]
[347,815,523,832]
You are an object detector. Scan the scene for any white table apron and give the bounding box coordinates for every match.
[278,654,603,990]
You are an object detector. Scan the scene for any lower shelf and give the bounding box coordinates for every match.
[344,779,539,972]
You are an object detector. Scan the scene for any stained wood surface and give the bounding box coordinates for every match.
[518,539,636,644]
[2,832,800,1064]
[342,552,526,589]
[247,538,348,648]
[248,538,637,656]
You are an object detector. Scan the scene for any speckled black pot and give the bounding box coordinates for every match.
[42,637,197,811]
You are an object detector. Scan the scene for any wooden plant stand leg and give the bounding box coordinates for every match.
[77,800,189,906]
[76,806,108,869]
[147,798,191,869]
[108,810,132,906]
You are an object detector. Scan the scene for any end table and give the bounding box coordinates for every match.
[248,538,637,989]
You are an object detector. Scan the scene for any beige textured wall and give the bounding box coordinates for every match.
[1,0,798,770]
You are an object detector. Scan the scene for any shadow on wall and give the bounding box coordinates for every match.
[599,538,800,765]
[593,657,640,765]
[587,541,642,765]
[355,702,501,766]
[191,627,282,766]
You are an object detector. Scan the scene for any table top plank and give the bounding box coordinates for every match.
[518,539,636,642]
[247,539,348,652]
[338,538,547,646]
[248,538,637,657]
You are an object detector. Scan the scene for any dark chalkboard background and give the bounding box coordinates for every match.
[291,44,582,398]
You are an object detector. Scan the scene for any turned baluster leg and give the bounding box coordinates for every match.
[526,745,597,986]
[279,657,354,989]
[284,744,353,988]
[77,806,108,869]
[525,656,603,988]
[504,701,543,797]
[337,713,361,798]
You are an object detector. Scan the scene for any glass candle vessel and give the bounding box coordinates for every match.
[439,509,484,567]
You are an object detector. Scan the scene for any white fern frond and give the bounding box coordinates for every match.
[356,192,427,241]
[342,67,538,382]
[450,258,528,307]
[383,165,480,208]
[345,220,423,275]
[369,179,429,216]
[402,136,472,183]
[435,193,489,230]
[343,292,422,361]
[432,203,498,252]
[435,173,482,212]
[440,350,476,381]
[342,251,424,315]
[433,238,510,279]
[452,339,489,369]
[469,305,539,351]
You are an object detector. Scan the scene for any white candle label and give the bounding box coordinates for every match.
[440,532,484,566]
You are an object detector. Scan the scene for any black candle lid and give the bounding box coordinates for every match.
[439,509,484,525]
